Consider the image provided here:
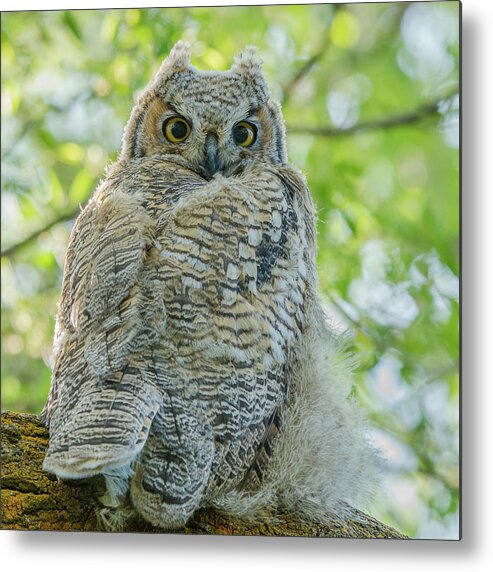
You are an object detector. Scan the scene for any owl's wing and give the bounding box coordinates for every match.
[55,188,156,342]
[42,188,162,479]
[42,359,161,479]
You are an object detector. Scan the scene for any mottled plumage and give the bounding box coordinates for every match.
[41,41,378,530]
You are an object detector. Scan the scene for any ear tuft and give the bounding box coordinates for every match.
[231,45,269,104]
[231,45,264,75]
[151,40,192,90]
[166,40,192,70]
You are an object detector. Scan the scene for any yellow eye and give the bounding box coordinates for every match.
[233,121,257,147]
[163,117,191,142]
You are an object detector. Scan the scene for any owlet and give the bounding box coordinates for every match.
[41,41,378,530]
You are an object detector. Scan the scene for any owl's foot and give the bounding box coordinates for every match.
[97,506,136,532]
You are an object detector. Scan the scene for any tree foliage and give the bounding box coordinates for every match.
[1,2,459,539]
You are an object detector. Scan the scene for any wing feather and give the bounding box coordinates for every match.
[43,357,161,478]
[42,186,162,478]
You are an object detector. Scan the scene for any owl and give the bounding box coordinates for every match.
[41,41,378,530]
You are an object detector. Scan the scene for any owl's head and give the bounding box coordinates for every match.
[121,41,287,179]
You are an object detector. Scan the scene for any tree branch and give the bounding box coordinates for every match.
[287,90,459,138]
[281,5,341,105]
[281,2,409,106]
[1,205,82,259]
[1,411,406,537]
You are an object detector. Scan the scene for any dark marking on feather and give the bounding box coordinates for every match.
[237,405,284,491]
[129,109,146,158]
[267,105,283,164]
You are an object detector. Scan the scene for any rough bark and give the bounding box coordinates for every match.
[1,411,406,538]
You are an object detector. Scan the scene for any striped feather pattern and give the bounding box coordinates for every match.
[41,156,315,528]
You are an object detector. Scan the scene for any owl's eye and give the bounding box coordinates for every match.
[233,122,257,147]
[163,117,191,142]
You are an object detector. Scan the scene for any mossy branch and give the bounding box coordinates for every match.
[1,411,406,537]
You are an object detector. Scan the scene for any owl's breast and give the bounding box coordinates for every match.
[151,172,309,371]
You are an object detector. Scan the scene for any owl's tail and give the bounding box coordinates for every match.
[129,399,215,530]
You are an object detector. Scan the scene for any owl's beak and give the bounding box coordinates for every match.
[202,133,224,180]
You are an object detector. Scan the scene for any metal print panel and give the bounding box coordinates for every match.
[1,1,460,540]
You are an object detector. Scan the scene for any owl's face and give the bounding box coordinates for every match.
[122,42,287,179]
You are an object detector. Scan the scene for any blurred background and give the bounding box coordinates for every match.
[1,2,459,539]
